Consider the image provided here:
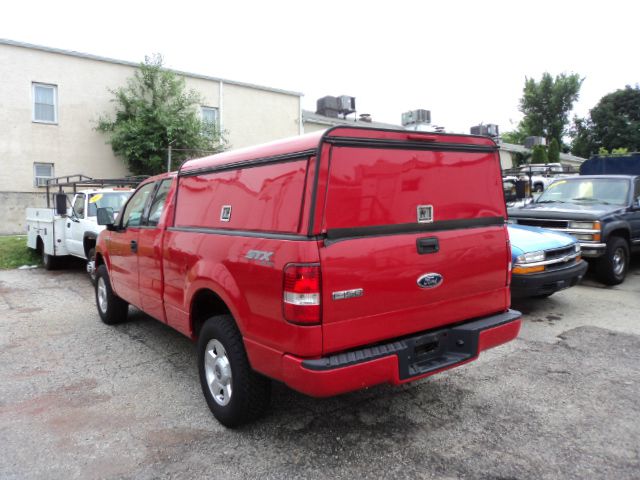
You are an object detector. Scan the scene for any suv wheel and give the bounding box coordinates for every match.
[95,264,129,324]
[198,315,271,427]
[596,236,629,285]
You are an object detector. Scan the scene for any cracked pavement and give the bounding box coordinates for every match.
[1,258,639,479]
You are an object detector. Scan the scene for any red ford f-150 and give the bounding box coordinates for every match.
[94,126,522,427]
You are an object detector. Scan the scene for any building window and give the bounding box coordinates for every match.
[33,83,58,124]
[201,106,218,126]
[34,163,54,187]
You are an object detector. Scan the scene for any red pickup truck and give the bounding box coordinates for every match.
[94,126,521,427]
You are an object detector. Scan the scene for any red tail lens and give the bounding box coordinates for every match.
[283,264,321,325]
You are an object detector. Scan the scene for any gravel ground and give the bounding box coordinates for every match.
[1,259,639,479]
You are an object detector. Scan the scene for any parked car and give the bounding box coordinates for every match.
[508,173,640,285]
[508,224,587,299]
[93,126,522,427]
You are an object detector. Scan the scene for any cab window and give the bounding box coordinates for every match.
[120,183,155,228]
[147,179,172,227]
[73,194,85,219]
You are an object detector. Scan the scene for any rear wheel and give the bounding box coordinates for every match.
[95,264,128,324]
[197,314,271,427]
[41,248,56,270]
[596,236,629,285]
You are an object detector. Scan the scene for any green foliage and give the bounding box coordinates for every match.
[571,85,640,157]
[0,236,41,269]
[548,138,560,163]
[518,72,583,146]
[598,147,630,156]
[96,54,226,175]
[531,145,548,164]
[501,126,528,145]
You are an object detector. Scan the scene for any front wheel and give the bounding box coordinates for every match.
[198,315,271,427]
[596,236,629,286]
[95,264,128,324]
[87,248,97,285]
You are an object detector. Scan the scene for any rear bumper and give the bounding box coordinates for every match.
[511,260,588,298]
[281,309,521,397]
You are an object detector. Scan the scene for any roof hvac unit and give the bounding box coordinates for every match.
[524,136,546,149]
[470,124,499,138]
[316,95,356,118]
[337,96,356,115]
[401,109,431,126]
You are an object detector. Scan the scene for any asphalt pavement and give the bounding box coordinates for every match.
[1,259,639,479]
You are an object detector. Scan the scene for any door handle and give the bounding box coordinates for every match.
[130,240,138,253]
[417,237,439,254]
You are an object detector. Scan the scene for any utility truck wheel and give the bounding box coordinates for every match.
[42,249,56,270]
[95,265,128,325]
[87,248,97,285]
[596,236,629,286]
[198,315,271,428]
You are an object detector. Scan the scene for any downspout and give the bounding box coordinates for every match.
[299,95,303,135]
[219,80,224,133]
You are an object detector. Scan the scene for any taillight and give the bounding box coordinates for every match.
[506,240,512,287]
[283,264,321,325]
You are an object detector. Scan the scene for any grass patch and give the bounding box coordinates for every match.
[0,235,41,269]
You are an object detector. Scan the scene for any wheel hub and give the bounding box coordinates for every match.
[204,339,232,406]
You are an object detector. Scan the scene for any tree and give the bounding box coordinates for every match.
[531,145,548,164]
[571,85,640,157]
[548,138,560,163]
[97,54,226,175]
[500,125,528,145]
[518,72,583,146]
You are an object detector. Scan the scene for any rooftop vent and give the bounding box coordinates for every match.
[401,109,431,127]
[470,124,499,138]
[359,114,372,123]
[524,136,546,148]
[316,95,356,118]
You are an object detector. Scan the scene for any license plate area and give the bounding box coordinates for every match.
[397,328,479,380]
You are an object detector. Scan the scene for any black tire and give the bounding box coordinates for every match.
[197,315,271,428]
[95,264,128,325]
[87,248,97,285]
[42,248,56,270]
[596,236,629,286]
[533,292,554,299]
[533,183,544,193]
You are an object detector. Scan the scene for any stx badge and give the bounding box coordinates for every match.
[246,250,274,265]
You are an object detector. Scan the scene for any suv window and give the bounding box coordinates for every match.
[147,179,172,227]
[635,179,640,202]
[73,195,85,219]
[120,183,156,228]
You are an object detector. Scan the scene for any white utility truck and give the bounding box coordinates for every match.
[26,175,142,280]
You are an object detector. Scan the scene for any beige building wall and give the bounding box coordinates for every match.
[0,44,131,194]
[302,122,330,134]
[0,41,302,234]
[223,83,301,150]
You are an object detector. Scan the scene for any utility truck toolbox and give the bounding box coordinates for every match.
[94,127,522,427]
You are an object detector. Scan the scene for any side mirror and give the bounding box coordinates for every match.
[97,207,115,227]
[55,193,67,216]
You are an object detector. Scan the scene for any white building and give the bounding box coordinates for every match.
[0,39,303,234]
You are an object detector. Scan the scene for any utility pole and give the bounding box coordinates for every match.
[167,143,172,173]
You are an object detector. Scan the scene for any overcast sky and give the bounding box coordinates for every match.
[2,0,637,134]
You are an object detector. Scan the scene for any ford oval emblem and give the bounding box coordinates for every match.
[417,273,443,289]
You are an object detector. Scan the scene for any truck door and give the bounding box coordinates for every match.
[108,182,156,309]
[66,194,86,256]
[137,178,173,322]
[632,178,640,246]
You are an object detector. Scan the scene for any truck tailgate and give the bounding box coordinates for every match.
[318,142,509,354]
